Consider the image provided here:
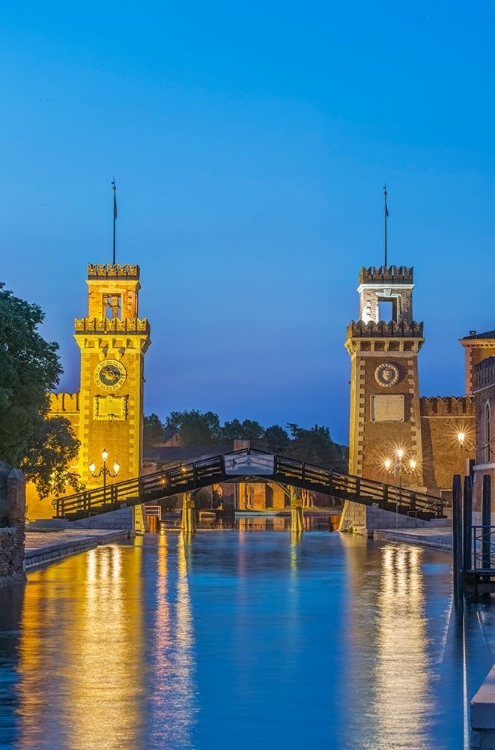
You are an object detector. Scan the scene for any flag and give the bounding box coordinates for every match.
[385,202,389,217]
[112,180,118,219]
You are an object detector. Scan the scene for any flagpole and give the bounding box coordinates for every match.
[383,183,388,268]
[112,179,117,265]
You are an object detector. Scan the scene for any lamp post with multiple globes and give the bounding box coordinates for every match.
[384,448,417,527]
[89,449,120,502]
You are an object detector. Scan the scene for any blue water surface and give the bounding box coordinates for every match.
[0,531,494,750]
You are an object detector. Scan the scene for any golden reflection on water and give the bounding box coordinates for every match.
[67,544,144,750]
[17,545,144,750]
[343,538,431,750]
[148,533,197,748]
[375,545,429,747]
[16,536,197,750]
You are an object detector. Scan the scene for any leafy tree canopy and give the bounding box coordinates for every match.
[285,423,346,469]
[144,413,165,447]
[263,424,290,454]
[0,283,80,496]
[222,418,265,442]
[22,417,80,498]
[165,409,222,446]
[149,409,347,470]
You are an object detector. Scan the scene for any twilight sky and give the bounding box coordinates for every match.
[1,0,494,444]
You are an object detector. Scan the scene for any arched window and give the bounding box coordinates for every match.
[486,401,492,464]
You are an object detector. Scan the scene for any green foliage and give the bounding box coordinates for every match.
[159,409,347,470]
[285,423,346,469]
[0,283,80,497]
[193,487,223,510]
[263,424,290,454]
[165,409,222,445]
[22,417,81,498]
[144,413,165,446]
[221,418,265,442]
[0,284,61,465]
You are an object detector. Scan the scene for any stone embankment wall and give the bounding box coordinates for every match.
[339,500,432,536]
[0,463,26,586]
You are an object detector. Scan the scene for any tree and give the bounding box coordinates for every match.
[165,409,222,445]
[0,283,80,496]
[144,413,165,446]
[286,423,346,469]
[263,424,290,454]
[22,417,80,498]
[222,418,265,442]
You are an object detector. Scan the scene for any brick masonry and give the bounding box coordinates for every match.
[0,463,26,586]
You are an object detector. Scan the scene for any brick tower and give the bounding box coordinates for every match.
[345,266,425,487]
[75,263,151,488]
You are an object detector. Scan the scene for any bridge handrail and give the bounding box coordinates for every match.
[54,450,443,519]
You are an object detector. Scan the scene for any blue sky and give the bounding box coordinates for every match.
[1,0,494,444]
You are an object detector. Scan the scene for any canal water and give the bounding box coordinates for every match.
[1,532,495,750]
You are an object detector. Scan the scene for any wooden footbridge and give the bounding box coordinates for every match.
[54,448,444,523]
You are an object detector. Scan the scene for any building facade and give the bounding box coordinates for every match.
[29,263,151,519]
[346,265,475,503]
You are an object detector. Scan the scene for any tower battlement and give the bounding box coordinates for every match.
[419,396,474,417]
[346,320,424,338]
[74,317,150,335]
[474,356,495,391]
[359,266,413,285]
[49,392,80,414]
[87,263,140,279]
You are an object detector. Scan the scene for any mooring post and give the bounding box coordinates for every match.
[189,497,197,533]
[181,494,190,533]
[289,486,304,533]
[463,475,472,576]
[452,474,463,606]
[482,475,491,570]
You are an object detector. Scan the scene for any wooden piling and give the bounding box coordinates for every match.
[452,474,463,606]
[463,475,472,575]
[482,475,491,570]
[291,506,304,533]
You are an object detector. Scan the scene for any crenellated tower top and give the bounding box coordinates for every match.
[357,265,415,325]
[84,263,142,321]
[87,263,140,279]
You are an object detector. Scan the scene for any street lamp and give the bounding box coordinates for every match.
[384,449,417,527]
[89,449,120,502]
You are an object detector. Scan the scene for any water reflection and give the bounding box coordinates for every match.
[375,546,430,748]
[148,533,197,748]
[2,533,495,749]
[15,545,145,750]
[7,537,198,750]
[343,539,439,749]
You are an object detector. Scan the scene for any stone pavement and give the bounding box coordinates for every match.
[24,527,131,570]
[373,524,452,552]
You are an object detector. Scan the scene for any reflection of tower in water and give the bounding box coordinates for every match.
[67,545,145,749]
[149,533,197,747]
[342,538,432,749]
[17,545,145,750]
[375,545,430,747]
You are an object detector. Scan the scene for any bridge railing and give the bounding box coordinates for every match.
[274,456,443,518]
[54,450,443,520]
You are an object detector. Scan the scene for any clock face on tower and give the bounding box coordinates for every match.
[94,359,127,392]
